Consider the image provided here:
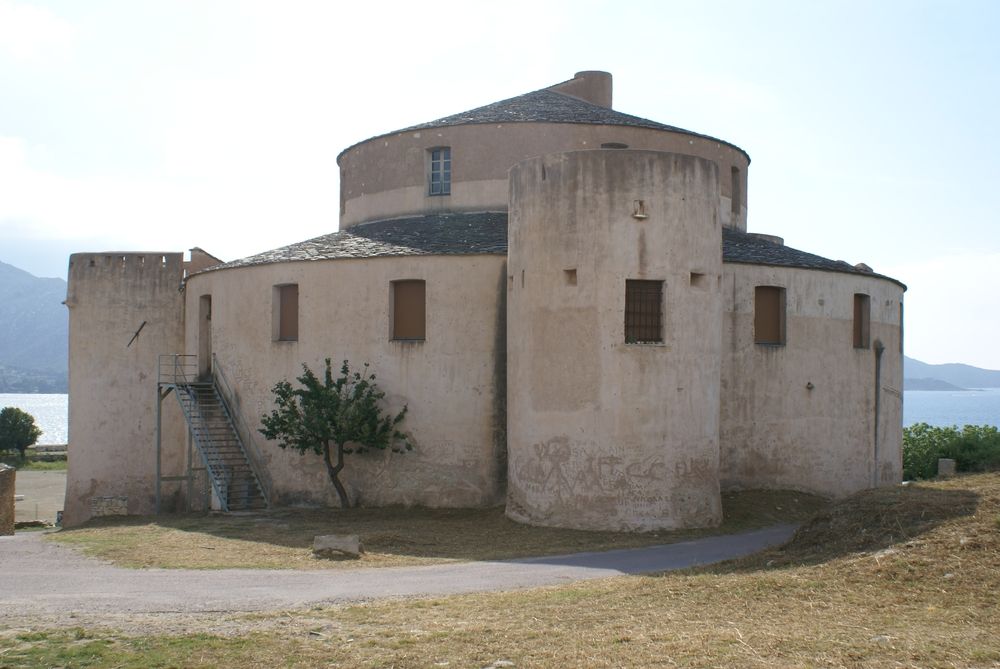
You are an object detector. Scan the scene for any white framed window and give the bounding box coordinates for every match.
[429,147,451,196]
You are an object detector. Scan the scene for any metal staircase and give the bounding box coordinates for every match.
[157,355,269,512]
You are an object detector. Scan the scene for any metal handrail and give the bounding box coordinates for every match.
[211,353,272,506]
[157,354,199,386]
[167,380,232,511]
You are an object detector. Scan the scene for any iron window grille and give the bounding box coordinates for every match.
[625,279,663,343]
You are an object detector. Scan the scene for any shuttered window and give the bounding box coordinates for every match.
[854,293,871,349]
[754,286,785,345]
[275,284,298,342]
[393,280,426,340]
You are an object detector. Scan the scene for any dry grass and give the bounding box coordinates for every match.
[8,473,1000,668]
[48,489,825,570]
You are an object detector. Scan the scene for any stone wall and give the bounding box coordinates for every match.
[184,253,508,509]
[506,149,724,531]
[719,263,905,497]
[63,252,189,527]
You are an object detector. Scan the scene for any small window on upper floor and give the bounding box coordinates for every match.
[392,280,426,341]
[854,293,871,349]
[731,166,741,216]
[625,279,663,344]
[273,284,298,342]
[429,147,451,196]
[754,285,785,345]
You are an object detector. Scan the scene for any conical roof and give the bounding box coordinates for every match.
[337,83,748,162]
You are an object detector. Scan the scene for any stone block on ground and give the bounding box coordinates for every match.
[937,458,957,477]
[313,534,364,559]
[0,464,14,535]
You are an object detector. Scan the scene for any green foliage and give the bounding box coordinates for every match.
[260,359,410,507]
[0,406,42,458]
[260,359,410,456]
[903,422,1000,480]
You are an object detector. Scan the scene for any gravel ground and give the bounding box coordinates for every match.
[13,470,65,523]
[0,525,797,634]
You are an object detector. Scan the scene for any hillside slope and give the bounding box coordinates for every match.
[0,260,67,391]
[905,355,1000,388]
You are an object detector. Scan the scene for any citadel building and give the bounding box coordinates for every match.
[64,71,905,530]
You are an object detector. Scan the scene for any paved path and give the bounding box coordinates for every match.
[0,525,795,617]
[13,470,65,523]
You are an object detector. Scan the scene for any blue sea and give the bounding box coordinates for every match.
[903,388,1000,428]
[0,394,68,445]
[0,389,997,446]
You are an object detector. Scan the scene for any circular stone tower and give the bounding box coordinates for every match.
[506,149,724,531]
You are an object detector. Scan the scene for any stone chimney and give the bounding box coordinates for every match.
[548,71,613,108]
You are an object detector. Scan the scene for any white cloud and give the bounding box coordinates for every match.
[0,0,76,62]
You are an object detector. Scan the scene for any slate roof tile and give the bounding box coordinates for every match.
[205,212,508,272]
[338,89,749,162]
[203,212,902,289]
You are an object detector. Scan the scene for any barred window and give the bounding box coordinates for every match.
[625,279,663,344]
[429,147,451,196]
[754,285,785,345]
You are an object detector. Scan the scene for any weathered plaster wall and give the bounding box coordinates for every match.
[719,263,905,497]
[183,253,507,509]
[339,122,749,231]
[63,253,188,527]
[506,150,724,531]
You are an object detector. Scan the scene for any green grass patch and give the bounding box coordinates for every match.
[1,448,67,470]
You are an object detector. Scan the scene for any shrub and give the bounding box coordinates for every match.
[0,406,43,459]
[903,422,1000,480]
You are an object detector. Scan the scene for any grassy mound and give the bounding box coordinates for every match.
[778,477,983,564]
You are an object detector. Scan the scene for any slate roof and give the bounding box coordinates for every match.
[202,212,902,288]
[203,212,509,272]
[337,88,749,162]
[722,228,904,286]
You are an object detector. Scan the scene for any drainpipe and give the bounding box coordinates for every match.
[872,339,885,487]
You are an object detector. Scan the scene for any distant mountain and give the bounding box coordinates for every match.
[904,356,1000,389]
[0,260,68,392]
[904,377,969,391]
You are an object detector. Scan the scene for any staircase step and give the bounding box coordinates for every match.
[172,377,268,513]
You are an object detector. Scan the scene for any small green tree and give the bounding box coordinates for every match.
[0,407,42,459]
[260,359,411,508]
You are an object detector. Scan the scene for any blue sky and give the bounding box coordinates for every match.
[1,0,998,368]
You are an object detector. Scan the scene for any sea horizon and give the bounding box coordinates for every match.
[3,389,998,448]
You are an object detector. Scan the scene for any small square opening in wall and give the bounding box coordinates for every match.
[690,272,707,289]
[564,269,577,286]
[273,284,298,342]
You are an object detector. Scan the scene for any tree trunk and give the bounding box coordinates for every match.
[323,440,351,508]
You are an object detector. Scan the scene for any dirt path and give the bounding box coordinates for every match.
[0,524,795,632]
